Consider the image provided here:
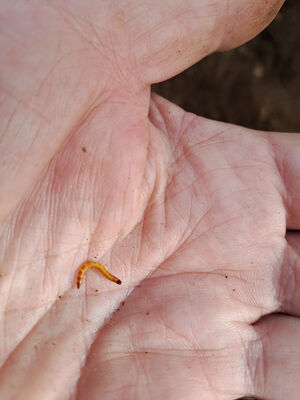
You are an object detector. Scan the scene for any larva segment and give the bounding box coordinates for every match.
[77,261,122,289]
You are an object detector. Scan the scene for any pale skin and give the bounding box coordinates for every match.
[0,0,300,399]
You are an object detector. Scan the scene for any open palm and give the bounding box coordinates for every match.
[1,1,299,399]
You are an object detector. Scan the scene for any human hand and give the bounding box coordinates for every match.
[1,1,299,399]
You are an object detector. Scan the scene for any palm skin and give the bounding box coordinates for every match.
[1,0,300,399]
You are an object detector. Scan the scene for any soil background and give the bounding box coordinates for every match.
[154,2,299,399]
[153,0,300,133]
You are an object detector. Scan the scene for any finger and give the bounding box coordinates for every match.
[267,132,300,229]
[137,0,284,84]
[278,232,300,316]
[252,314,300,400]
[219,0,285,50]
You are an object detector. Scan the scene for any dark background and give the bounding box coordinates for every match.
[153,0,300,134]
[154,1,299,399]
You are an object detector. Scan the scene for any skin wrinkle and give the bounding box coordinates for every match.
[81,15,112,55]
[168,202,207,254]
[154,269,250,285]
[35,50,82,98]
[277,243,297,312]
[171,198,201,251]
[2,255,19,319]
[254,326,270,399]
[223,0,231,43]
[168,138,227,170]
[148,96,169,141]
[17,119,45,167]
[128,347,237,398]
[268,136,292,223]
[109,31,139,92]
[79,6,147,92]
[163,269,272,325]
[163,303,207,350]
[224,0,239,41]
[182,278,201,346]
[236,337,254,396]
[228,292,276,324]
[3,295,57,315]
[51,2,106,55]
[171,110,186,153]
[174,113,196,151]
[78,333,257,397]
[93,11,145,87]
[102,347,236,361]
[0,96,24,144]
[42,256,53,297]
[182,164,269,194]
[1,86,55,129]
[135,344,153,399]
[175,126,233,161]
[167,212,241,259]
[250,338,264,395]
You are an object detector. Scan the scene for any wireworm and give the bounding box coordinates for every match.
[77,261,121,289]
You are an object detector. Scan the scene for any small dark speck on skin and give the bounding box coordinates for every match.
[121,301,125,306]
[233,289,235,292]
[146,311,149,315]
[81,146,87,152]
[95,289,98,293]
[58,295,62,299]
[225,275,228,279]
[145,351,148,354]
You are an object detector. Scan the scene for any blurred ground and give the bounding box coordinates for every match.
[153,0,300,133]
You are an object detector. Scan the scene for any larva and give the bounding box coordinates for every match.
[77,261,121,289]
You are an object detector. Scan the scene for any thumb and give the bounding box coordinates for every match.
[137,0,284,84]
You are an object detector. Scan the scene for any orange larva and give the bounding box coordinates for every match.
[77,261,121,289]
